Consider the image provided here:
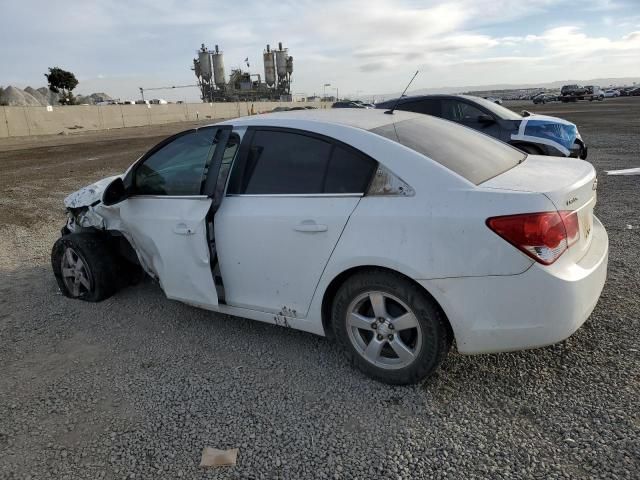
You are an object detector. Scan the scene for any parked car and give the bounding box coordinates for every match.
[53,110,607,385]
[560,84,603,102]
[603,89,620,98]
[483,96,503,104]
[584,86,605,101]
[532,93,556,104]
[629,87,640,96]
[375,94,588,158]
[560,84,585,97]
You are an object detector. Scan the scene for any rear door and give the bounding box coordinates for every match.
[215,127,377,316]
[118,126,231,308]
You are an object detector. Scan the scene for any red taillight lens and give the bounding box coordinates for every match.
[487,211,578,265]
[560,211,580,247]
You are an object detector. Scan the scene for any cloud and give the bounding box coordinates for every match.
[525,26,640,56]
[0,0,639,100]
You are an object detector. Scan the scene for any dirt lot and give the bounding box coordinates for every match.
[1,99,639,479]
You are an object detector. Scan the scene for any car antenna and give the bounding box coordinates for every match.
[384,70,420,114]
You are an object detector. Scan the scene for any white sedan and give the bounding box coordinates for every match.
[53,109,608,384]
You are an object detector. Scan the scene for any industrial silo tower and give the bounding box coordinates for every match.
[212,44,226,88]
[263,45,276,87]
[275,42,293,94]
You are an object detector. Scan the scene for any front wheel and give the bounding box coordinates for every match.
[51,233,118,302]
[332,270,451,385]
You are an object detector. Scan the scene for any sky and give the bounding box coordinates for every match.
[1,0,639,102]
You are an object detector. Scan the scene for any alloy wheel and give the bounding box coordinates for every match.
[60,247,92,297]
[346,291,423,370]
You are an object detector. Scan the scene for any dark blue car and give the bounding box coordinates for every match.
[375,94,588,159]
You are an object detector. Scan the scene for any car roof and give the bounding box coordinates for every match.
[216,108,423,131]
[376,93,482,105]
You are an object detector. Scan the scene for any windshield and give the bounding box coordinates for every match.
[461,96,522,120]
[370,116,525,185]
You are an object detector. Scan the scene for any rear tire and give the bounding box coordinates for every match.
[51,232,119,302]
[332,269,450,385]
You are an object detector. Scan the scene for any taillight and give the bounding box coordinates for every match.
[560,211,579,247]
[486,211,579,265]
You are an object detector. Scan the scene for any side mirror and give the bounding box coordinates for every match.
[521,110,532,117]
[478,114,495,124]
[102,177,127,206]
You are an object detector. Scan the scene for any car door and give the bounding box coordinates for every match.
[214,127,377,316]
[117,126,231,308]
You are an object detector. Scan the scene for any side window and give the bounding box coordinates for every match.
[230,130,332,194]
[134,128,216,195]
[227,129,377,195]
[325,146,377,193]
[441,100,485,122]
[400,99,440,116]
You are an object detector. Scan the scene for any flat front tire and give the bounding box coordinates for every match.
[332,270,450,385]
[51,233,118,302]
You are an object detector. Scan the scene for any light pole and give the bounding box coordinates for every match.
[323,83,331,101]
[333,87,339,102]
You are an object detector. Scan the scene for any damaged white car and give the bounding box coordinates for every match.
[53,109,608,384]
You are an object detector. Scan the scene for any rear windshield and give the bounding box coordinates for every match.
[370,116,525,184]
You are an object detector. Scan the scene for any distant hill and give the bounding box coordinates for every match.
[374,77,640,100]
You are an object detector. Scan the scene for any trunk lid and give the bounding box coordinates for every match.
[482,155,597,262]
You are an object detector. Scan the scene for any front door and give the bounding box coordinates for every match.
[440,98,502,138]
[215,127,377,316]
[117,126,231,308]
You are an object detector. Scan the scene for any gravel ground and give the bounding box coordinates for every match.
[1,99,639,479]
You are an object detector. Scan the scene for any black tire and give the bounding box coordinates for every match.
[332,269,451,385]
[51,232,119,302]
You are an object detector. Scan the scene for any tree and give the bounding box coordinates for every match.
[45,67,79,105]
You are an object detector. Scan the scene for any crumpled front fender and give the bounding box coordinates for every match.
[64,175,121,209]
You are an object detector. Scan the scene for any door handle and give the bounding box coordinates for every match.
[173,223,196,235]
[294,221,328,233]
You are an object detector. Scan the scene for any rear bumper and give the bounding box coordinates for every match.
[421,216,608,354]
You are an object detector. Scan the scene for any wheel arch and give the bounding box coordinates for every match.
[510,141,544,155]
[320,265,454,344]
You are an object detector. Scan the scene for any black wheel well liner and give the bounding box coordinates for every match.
[78,228,140,266]
[511,141,544,155]
[320,265,454,342]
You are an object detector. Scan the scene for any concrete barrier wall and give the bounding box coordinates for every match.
[0,101,327,138]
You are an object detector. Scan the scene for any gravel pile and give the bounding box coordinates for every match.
[0,99,638,479]
[37,87,61,106]
[0,85,42,106]
[23,86,48,106]
[0,87,111,107]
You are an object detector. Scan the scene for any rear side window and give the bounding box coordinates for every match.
[240,130,331,194]
[227,129,376,194]
[370,116,524,185]
[325,146,377,193]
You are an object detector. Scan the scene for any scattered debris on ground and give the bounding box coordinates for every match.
[200,447,239,467]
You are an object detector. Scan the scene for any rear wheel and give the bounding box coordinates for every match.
[332,270,450,385]
[51,233,118,302]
